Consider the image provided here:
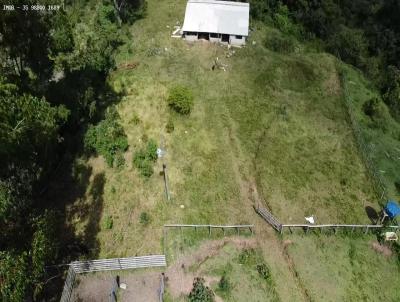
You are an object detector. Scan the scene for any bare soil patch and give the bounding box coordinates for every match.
[165,237,256,298]
[370,241,393,257]
[72,271,162,302]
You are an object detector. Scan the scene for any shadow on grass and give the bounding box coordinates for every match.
[39,77,122,300]
[83,172,105,257]
[365,206,379,224]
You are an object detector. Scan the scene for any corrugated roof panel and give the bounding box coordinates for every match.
[182,0,250,36]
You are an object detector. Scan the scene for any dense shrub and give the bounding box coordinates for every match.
[256,263,271,281]
[363,98,384,119]
[133,139,158,178]
[238,248,257,265]
[273,4,303,37]
[139,211,150,225]
[167,86,194,115]
[188,277,214,302]
[382,66,400,121]
[146,139,158,161]
[327,25,368,68]
[84,107,129,167]
[363,97,389,130]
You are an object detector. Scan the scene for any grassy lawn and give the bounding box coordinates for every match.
[57,0,400,301]
[223,28,377,224]
[285,233,400,302]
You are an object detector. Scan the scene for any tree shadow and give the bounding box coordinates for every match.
[81,172,105,258]
[365,206,379,224]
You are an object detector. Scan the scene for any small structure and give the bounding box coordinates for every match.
[384,231,398,242]
[380,200,400,223]
[182,0,250,46]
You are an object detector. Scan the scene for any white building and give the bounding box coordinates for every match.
[182,0,250,46]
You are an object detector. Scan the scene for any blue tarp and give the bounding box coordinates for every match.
[385,200,400,219]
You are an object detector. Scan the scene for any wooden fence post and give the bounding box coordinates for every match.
[163,164,171,201]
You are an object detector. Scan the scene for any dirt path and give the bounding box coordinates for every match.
[166,237,256,298]
[73,271,161,302]
[222,105,311,302]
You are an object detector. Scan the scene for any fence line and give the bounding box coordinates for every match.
[281,224,400,235]
[164,224,254,235]
[60,266,76,302]
[71,255,166,273]
[60,255,166,302]
[255,206,399,234]
[339,71,387,203]
[159,273,165,302]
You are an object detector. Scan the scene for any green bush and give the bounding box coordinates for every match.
[133,139,158,178]
[84,107,128,167]
[362,97,389,131]
[256,263,271,281]
[363,98,382,118]
[218,273,230,292]
[327,25,368,68]
[382,66,400,121]
[167,86,194,115]
[146,139,158,161]
[273,4,303,37]
[238,248,257,265]
[104,215,113,230]
[139,211,150,225]
[188,277,214,302]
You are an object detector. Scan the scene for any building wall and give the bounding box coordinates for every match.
[184,32,198,42]
[184,32,246,46]
[229,35,246,46]
[210,36,221,43]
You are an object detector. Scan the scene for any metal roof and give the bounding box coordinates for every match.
[182,0,249,36]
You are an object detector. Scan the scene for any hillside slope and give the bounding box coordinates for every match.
[54,1,399,301]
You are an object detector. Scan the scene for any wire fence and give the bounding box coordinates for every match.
[339,70,387,204]
[255,206,399,234]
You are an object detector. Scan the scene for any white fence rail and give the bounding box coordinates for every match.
[71,255,166,273]
[60,266,77,302]
[60,255,166,302]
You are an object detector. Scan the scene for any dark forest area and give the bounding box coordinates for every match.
[0,0,145,300]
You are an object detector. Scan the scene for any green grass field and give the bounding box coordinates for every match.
[286,233,400,302]
[59,0,400,301]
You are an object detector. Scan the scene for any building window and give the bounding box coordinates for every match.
[235,35,242,39]
[221,34,229,42]
[210,33,219,38]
